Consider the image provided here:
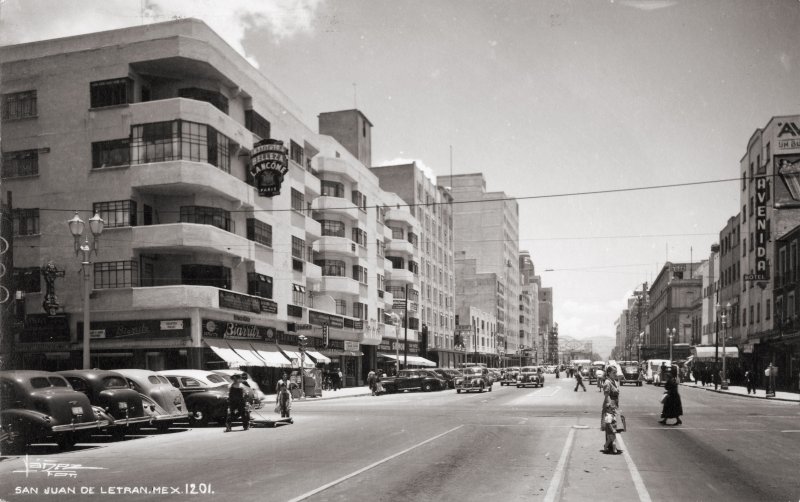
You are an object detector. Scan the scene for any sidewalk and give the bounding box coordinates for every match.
[291,385,372,403]
[680,381,800,403]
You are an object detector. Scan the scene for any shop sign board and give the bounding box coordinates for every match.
[344,340,360,352]
[250,139,289,197]
[748,175,769,281]
[776,119,800,151]
[308,309,344,329]
[78,319,191,339]
[21,314,70,343]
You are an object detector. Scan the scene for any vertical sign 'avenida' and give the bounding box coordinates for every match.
[753,176,769,281]
[250,139,289,197]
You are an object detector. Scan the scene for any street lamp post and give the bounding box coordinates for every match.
[298,334,307,398]
[667,327,676,363]
[722,302,730,390]
[68,211,104,370]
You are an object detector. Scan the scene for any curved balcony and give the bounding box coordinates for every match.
[385,239,414,256]
[321,276,361,297]
[385,208,419,230]
[131,160,256,206]
[311,196,359,221]
[132,223,252,260]
[313,236,357,257]
[386,267,415,284]
[305,262,322,284]
[305,217,322,241]
[315,156,360,184]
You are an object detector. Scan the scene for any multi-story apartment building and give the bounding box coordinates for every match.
[538,283,553,362]
[370,162,459,367]
[718,214,741,345]
[644,262,702,360]
[440,173,520,363]
[454,254,501,366]
[454,305,497,366]
[771,224,800,390]
[519,251,537,364]
[0,20,420,388]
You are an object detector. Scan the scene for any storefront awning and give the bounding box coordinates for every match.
[319,349,363,358]
[226,340,269,367]
[378,353,437,367]
[691,346,739,360]
[277,345,316,368]
[305,350,331,364]
[205,339,249,367]
[250,342,294,368]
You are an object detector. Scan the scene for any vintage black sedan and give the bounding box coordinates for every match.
[516,366,545,388]
[1,370,112,452]
[431,368,462,389]
[380,370,447,393]
[58,369,151,438]
[157,370,230,426]
[454,366,493,393]
[114,369,189,431]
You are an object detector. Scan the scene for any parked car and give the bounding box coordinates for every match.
[58,369,151,439]
[114,369,189,431]
[1,370,113,452]
[517,366,545,388]
[488,368,502,384]
[431,368,462,389]
[156,370,230,426]
[454,366,493,393]
[212,369,265,408]
[501,367,520,386]
[380,370,447,393]
[619,361,642,386]
[589,361,606,384]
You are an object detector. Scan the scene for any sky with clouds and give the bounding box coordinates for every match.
[2,0,799,342]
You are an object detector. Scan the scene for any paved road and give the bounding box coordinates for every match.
[1,378,798,501]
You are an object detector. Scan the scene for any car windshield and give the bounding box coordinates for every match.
[148,376,161,385]
[207,374,228,384]
[29,376,70,388]
[463,368,482,375]
[49,377,69,387]
[103,376,129,389]
[521,367,539,372]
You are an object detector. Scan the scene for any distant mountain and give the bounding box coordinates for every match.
[559,335,616,360]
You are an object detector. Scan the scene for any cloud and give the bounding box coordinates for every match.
[0,0,323,66]
[617,0,677,11]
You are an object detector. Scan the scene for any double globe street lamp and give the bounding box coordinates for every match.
[67,211,104,370]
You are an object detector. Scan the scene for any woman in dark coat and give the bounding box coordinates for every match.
[659,366,683,425]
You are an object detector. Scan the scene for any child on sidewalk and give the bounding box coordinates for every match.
[603,401,622,455]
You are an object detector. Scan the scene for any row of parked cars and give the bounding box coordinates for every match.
[380,366,546,394]
[0,368,266,454]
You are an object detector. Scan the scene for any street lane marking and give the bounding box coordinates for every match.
[543,426,575,502]
[287,425,464,502]
[616,435,652,502]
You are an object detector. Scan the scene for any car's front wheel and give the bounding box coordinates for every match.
[423,382,433,392]
[1,420,27,454]
[456,389,462,394]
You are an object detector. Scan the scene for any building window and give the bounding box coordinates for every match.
[321,180,344,198]
[352,191,367,212]
[390,226,404,240]
[352,228,367,247]
[178,87,229,114]
[315,259,346,277]
[290,188,305,213]
[12,267,41,293]
[244,110,270,139]
[742,238,747,257]
[12,208,39,236]
[292,284,306,306]
[247,273,273,299]
[92,139,130,168]
[289,140,304,166]
[2,149,38,178]
[353,302,367,320]
[181,264,230,289]
[2,90,37,120]
[292,236,305,260]
[377,239,385,258]
[246,219,272,247]
[320,220,345,237]
[95,261,139,289]
[90,78,133,108]
[131,120,231,172]
[93,200,137,228]
[180,206,232,232]
[408,260,419,274]
[352,265,368,284]
[335,299,347,315]
[388,256,405,269]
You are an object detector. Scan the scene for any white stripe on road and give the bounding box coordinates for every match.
[616,435,652,502]
[287,425,464,502]
[543,426,575,502]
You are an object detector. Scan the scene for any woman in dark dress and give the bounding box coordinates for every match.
[659,366,683,425]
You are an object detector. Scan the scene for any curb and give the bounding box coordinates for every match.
[680,383,798,403]
[292,392,372,403]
